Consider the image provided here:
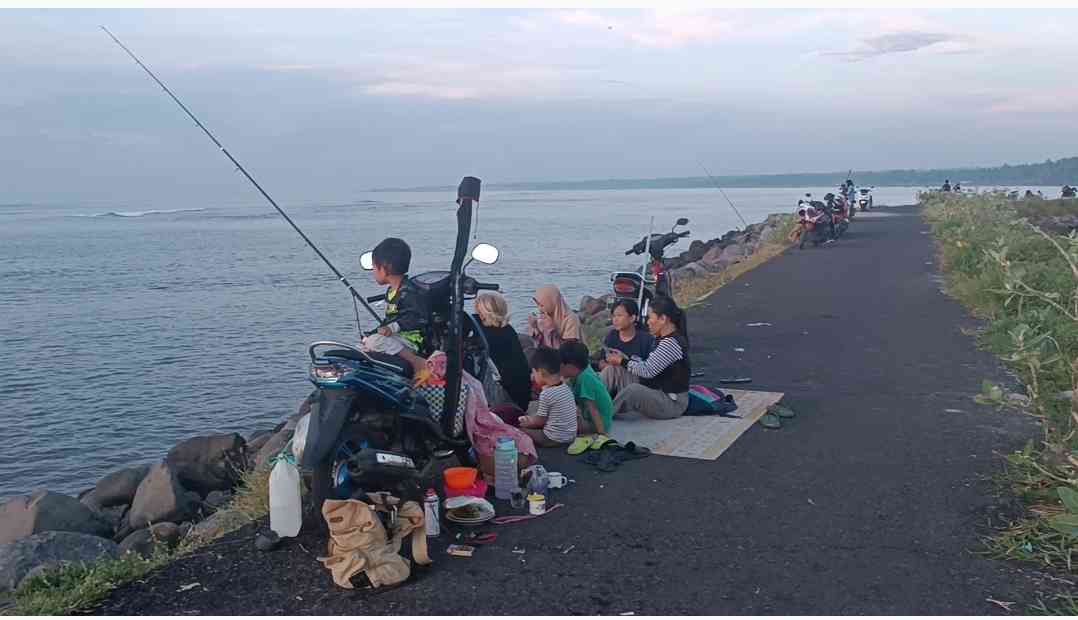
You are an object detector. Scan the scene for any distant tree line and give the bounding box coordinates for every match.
[374,156,1078,192]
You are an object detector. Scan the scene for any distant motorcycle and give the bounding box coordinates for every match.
[857,187,874,211]
[610,217,690,326]
[796,204,831,249]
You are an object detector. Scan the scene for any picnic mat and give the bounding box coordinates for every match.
[609,389,784,460]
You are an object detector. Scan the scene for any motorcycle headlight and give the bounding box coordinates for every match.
[291,412,311,464]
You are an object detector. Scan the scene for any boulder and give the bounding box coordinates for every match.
[253,428,293,470]
[0,491,112,546]
[671,262,711,282]
[246,431,274,456]
[128,463,197,530]
[91,504,128,535]
[90,464,151,508]
[117,522,181,558]
[0,531,119,593]
[166,433,247,496]
[204,490,232,511]
[184,510,251,547]
[578,295,607,317]
[719,243,747,264]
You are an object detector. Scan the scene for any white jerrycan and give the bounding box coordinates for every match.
[269,458,302,538]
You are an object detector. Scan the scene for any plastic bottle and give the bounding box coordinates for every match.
[424,489,440,537]
[269,459,302,538]
[494,436,518,500]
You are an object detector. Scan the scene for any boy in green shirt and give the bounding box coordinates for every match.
[559,341,613,436]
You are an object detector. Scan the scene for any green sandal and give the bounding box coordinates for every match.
[567,435,596,456]
[759,413,782,429]
[769,404,796,419]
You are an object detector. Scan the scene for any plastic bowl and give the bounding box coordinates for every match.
[444,467,479,490]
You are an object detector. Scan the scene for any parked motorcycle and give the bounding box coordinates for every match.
[825,193,850,238]
[610,217,690,325]
[292,177,501,525]
[796,204,831,249]
[857,187,874,211]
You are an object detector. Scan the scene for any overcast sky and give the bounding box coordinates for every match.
[2,8,1076,205]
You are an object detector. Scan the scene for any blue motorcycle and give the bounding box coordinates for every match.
[290,177,501,525]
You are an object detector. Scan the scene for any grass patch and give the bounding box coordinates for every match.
[922,190,1078,573]
[675,215,799,308]
[3,464,274,616]
[4,549,171,616]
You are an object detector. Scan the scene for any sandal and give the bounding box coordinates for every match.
[567,435,595,456]
[590,434,615,450]
[769,404,796,419]
[616,441,651,460]
[759,413,782,429]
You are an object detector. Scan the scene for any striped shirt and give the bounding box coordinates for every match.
[628,337,684,379]
[537,383,578,443]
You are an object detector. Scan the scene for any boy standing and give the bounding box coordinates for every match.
[559,341,614,437]
[518,347,578,448]
[363,237,428,374]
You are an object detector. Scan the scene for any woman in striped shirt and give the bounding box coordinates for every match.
[604,296,691,420]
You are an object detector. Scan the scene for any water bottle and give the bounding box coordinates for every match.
[424,489,440,537]
[269,459,302,538]
[494,436,518,500]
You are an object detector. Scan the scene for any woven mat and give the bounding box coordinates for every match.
[609,389,784,460]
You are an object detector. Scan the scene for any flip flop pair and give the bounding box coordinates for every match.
[759,403,797,429]
[567,434,614,455]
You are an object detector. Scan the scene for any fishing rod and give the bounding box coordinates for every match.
[697,160,749,229]
[100,26,383,330]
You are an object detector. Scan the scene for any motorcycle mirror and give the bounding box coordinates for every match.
[359,251,374,271]
[471,243,500,265]
[676,217,689,226]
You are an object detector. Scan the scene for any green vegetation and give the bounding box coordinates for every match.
[922,191,1078,577]
[374,156,1078,192]
[3,467,273,616]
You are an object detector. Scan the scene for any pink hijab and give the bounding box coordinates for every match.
[527,285,581,349]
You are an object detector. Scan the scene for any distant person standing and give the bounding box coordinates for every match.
[941,180,952,192]
[1063,185,1077,199]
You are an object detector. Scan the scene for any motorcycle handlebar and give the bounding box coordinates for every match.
[366,294,386,303]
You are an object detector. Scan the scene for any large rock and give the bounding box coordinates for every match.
[89,464,151,508]
[671,262,711,282]
[0,491,112,546]
[117,522,180,559]
[719,243,747,264]
[184,510,251,547]
[578,295,607,317]
[166,433,247,496]
[0,531,119,593]
[253,428,293,470]
[128,463,197,530]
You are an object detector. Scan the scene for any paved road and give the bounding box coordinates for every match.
[100,205,1045,615]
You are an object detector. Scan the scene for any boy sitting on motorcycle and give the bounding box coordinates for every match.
[362,237,428,375]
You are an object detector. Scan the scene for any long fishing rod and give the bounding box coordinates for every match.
[100,26,382,328]
[697,160,749,229]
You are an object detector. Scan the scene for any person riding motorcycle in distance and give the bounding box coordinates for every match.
[362,237,428,375]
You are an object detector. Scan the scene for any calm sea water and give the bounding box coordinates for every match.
[2,186,933,498]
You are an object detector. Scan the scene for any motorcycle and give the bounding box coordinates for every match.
[610,217,690,326]
[796,204,831,249]
[291,177,501,525]
[857,187,874,211]
[825,193,850,238]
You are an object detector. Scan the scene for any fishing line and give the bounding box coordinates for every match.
[100,25,382,340]
[697,159,750,229]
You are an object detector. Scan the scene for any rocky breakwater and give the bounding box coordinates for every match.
[0,411,302,595]
[575,213,793,345]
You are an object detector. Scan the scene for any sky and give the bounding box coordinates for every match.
[1,8,1077,205]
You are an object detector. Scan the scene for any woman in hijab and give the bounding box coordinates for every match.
[527,285,581,350]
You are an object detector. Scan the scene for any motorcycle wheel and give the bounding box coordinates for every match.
[304,457,334,534]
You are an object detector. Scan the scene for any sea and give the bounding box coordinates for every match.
[2,183,1013,498]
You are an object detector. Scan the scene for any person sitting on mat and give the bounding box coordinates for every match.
[517,347,578,448]
[473,292,532,411]
[526,285,581,350]
[605,295,691,420]
[598,299,655,397]
[559,341,614,437]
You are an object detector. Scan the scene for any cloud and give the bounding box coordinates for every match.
[556,9,735,48]
[823,30,965,62]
